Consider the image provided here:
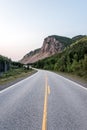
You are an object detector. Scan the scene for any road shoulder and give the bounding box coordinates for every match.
[0,70,37,91]
[54,71,87,88]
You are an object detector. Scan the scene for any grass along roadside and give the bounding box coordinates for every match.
[0,68,37,86]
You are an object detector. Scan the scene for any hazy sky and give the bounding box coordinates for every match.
[0,0,87,61]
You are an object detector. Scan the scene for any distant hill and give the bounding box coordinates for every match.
[20,35,72,64]
[33,36,87,79]
[72,35,86,43]
[20,35,87,65]
[49,35,72,48]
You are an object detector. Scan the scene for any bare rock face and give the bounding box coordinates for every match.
[41,37,63,54]
[20,36,65,64]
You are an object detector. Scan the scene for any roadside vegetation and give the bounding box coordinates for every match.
[0,55,11,73]
[0,68,36,85]
[33,37,87,82]
[0,57,36,85]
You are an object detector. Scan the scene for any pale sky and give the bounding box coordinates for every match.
[0,0,87,61]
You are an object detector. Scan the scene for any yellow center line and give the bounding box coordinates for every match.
[42,75,50,130]
[48,85,50,95]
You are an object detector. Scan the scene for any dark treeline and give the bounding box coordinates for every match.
[11,61,23,69]
[0,55,24,75]
[33,37,87,78]
[0,56,11,74]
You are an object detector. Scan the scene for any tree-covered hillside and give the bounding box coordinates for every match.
[48,35,72,48]
[33,37,87,79]
[72,35,86,43]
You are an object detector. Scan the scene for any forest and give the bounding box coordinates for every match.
[33,36,87,79]
[0,55,11,74]
[0,55,23,75]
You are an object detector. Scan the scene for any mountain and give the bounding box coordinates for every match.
[72,35,86,43]
[33,36,87,79]
[20,35,72,64]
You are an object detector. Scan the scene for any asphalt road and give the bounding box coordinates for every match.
[0,70,87,130]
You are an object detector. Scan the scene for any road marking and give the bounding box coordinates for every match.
[42,75,50,130]
[0,71,38,94]
[56,74,87,91]
[48,85,50,95]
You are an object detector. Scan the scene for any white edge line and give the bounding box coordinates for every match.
[0,71,38,94]
[56,73,87,90]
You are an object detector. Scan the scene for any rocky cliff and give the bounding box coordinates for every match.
[20,35,72,64]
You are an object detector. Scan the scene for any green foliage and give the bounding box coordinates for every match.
[0,55,10,62]
[0,68,31,78]
[0,55,11,73]
[49,35,72,47]
[82,55,87,70]
[0,55,24,76]
[72,35,86,43]
[71,60,80,72]
[11,61,23,69]
[33,36,87,79]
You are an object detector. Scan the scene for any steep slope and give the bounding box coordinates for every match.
[33,36,87,78]
[20,35,72,64]
[72,35,86,43]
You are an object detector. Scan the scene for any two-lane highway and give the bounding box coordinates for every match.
[0,70,87,130]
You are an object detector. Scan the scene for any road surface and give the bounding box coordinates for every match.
[0,70,87,130]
